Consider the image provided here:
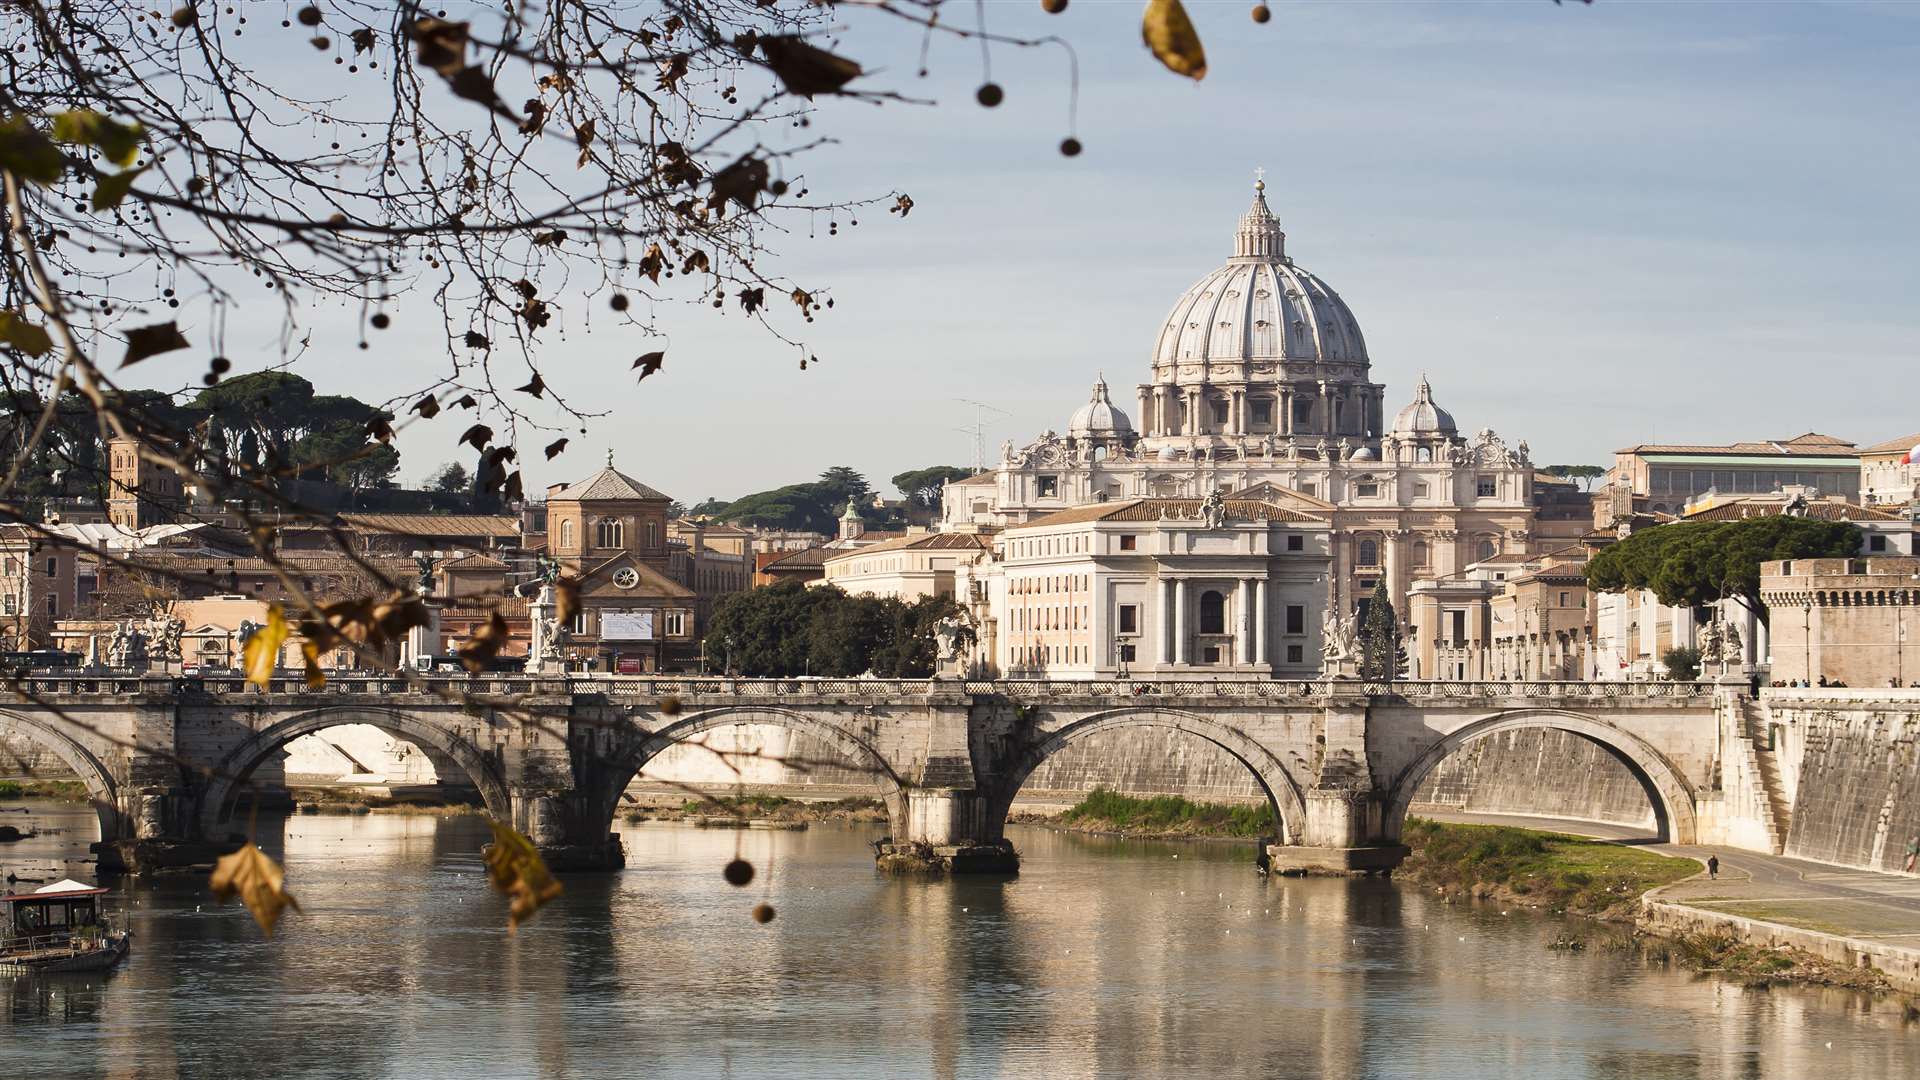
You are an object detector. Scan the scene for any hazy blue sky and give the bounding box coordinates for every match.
[180,2,1920,504]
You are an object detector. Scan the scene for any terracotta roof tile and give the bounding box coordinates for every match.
[339,513,519,538]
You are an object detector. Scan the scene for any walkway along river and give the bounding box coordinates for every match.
[3,801,1917,1079]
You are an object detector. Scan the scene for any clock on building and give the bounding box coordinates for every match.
[613,567,639,589]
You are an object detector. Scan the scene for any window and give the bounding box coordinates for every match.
[45,596,55,617]
[568,611,585,634]
[596,518,625,549]
[1357,539,1378,567]
[1202,645,1221,664]
[2,596,13,615]
[663,610,686,636]
[1119,644,1137,663]
[1476,477,1496,498]
[1252,400,1272,427]
[1449,610,1466,647]
[1199,590,1226,635]
[1119,604,1139,635]
[2,558,14,575]
[1477,538,1497,562]
[43,558,55,577]
[1869,534,1888,552]
[1414,541,1430,567]
[1414,482,1429,498]
[1558,591,1569,606]
[559,519,574,549]
[1119,534,1137,551]
[1037,475,1059,498]
[1286,605,1305,634]
[1212,400,1229,426]
[1287,644,1303,663]
[1299,483,1315,497]
[1286,534,1304,552]
[645,521,659,548]
[1293,398,1314,427]
[1356,482,1379,498]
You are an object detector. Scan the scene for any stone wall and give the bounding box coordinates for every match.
[1767,692,1920,872]
[1017,728,1266,803]
[0,730,76,779]
[1408,728,1658,829]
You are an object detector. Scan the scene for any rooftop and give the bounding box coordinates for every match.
[824,532,991,562]
[1682,496,1903,523]
[1858,432,1920,456]
[338,513,519,538]
[1011,498,1324,530]
[551,464,671,503]
[1616,432,1858,458]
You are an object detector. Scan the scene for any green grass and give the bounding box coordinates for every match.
[0,779,88,801]
[1401,817,1697,915]
[1059,787,1277,838]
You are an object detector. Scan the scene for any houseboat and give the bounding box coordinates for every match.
[1,880,130,974]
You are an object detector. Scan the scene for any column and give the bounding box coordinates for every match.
[1235,578,1252,663]
[1137,386,1152,436]
[1231,389,1245,435]
[1160,579,1175,665]
[1173,579,1188,665]
[1279,388,1292,435]
[1254,579,1268,664]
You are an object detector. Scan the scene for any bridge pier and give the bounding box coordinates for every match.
[875,788,1018,875]
[96,783,244,876]
[513,790,625,873]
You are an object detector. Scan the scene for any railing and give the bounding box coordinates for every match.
[5,672,1717,703]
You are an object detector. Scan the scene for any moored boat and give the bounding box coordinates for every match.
[1,879,131,975]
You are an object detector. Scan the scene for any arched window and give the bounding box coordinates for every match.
[1416,446,1433,463]
[596,517,624,549]
[559,518,573,549]
[1199,590,1226,635]
[645,521,658,549]
[1357,539,1379,567]
[1476,537,1497,562]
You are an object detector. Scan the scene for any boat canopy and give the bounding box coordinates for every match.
[3,879,109,903]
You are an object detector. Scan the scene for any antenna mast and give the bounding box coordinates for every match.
[955,398,1012,472]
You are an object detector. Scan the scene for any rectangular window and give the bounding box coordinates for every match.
[43,558,55,577]
[2,596,13,615]
[1476,478,1496,498]
[663,610,686,636]
[1449,610,1466,647]
[1286,534,1304,552]
[1211,401,1228,426]
[1559,591,1569,606]
[1286,605,1305,634]
[1202,645,1221,664]
[3,558,15,575]
[1118,604,1139,635]
[1037,475,1059,498]
[1355,482,1379,498]
[1119,644,1136,663]
[1299,483,1315,497]
[1119,534,1137,551]
[1286,644,1303,663]
[1251,400,1272,427]
[1415,482,1429,498]
[1869,534,1888,552]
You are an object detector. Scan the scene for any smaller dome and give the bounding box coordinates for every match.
[1069,376,1133,439]
[1349,446,1378,462]
[1392,375,1457,438]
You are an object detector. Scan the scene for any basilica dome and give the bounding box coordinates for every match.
[1390,376,1456,438]
[1150,182,1369,374]
[1069,376,1133,440]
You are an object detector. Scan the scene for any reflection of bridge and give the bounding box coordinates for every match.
[1,674,1768,873]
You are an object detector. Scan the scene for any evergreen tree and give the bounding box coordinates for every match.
[1359,581,1404,681]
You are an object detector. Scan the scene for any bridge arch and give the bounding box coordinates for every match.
[198,707,511,833]
[0,709,121,842]
[985,708,1308,845]
[1382,709,1698,844]
[601,706,909,830]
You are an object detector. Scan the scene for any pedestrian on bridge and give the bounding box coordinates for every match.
[1904,835,1918,874]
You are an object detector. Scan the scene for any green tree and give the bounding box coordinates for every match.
[1585,515,1859,627]
[1544,464,1607,491]
[705,581,966,677]
[891,465,974,510]
[687,498,732,519]
[1359,581,1404,681]
[1662,647,1702,682]
[427,462,470,494]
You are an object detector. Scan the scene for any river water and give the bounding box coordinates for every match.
[1,800,1914,1079]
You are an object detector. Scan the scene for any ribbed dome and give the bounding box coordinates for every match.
[1391,376,1456,437]
[1151,183,1368,372]
[1069,376,1133,439]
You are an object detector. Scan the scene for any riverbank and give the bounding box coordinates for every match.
[1399,818,1906,995]
[624,794,888,828]
[1011,787,1272,841]
[0,779,89,801]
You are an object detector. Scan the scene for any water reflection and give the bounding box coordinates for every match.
[1,806,1915,1079]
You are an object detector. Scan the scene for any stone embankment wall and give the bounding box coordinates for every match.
[1764,690,1920,872]
[1408,728,1658,829]
[0,731,76,779]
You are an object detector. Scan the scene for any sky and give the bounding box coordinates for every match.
[132,1,1920,505]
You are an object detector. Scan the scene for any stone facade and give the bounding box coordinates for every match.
[1761,556,1920,687]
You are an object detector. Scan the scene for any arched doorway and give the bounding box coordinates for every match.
[198,708,511,834]
[1382,710,1697,844]
[983,708,1307,848]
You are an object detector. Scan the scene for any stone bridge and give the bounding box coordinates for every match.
[0,673,1767,874]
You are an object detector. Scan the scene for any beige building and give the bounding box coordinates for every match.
[0,525,81,650]
[1488,557,1592,681]
[1762,556,1920,687]
[666,519,753,636]
[940,179,1542,635]
[963,496,1332,679]
[821,531,990,601]
[1604,433,1860,519]
[541,460,695,672]
[1857,431,1920,509]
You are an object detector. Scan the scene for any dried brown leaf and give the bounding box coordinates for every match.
[210,844,301,937]
[121,321,189,367]
[484,819,563,932]
[633,351,665,381]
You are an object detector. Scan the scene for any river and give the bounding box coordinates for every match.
[1,800,1914,1079]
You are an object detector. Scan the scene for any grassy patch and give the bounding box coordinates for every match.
[1401,817,1696,917]
[1057,787,1276,839]
[0,779,88,801]
[1691,901,1857,937]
